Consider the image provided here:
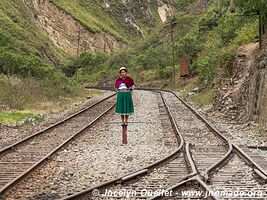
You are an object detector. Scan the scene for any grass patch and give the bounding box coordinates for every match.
[51,0,129,41]
[0,87,103,126]
[166,77,214,108]
[169,77,199,96]
[85,89,102,97]
[0,75,84,110]
[190,90,214,108]
[0,110,43,125]
[0,0,66,66]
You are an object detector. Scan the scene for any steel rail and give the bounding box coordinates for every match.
[149,143,219,200]
[201,143,233,181]
[159,91,184,151]
[86,88,233,176]
[149,176,195,200]
[185,142,197,175]
[195,175,221,200]
[61,91,186,200]
[61,87,266,200]
[0,102,116,196]
[169,91,267,180]
[131,87,267,181]
[0,93,116,155]
[85,87,267,178]
[233,144,267,181]
[159,89,234,183]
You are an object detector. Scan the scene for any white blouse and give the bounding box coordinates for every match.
[118,82,127,90]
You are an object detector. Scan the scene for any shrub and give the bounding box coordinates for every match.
[196,56,215,84]
[0,75,82,110]
[175,32,202,59]
[157,66,173,79]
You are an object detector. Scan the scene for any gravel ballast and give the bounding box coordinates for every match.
[0,90,114,150]
[5,90,178,199]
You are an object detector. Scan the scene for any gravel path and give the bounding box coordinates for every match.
[5,90,178,199]
[0,89,114,150]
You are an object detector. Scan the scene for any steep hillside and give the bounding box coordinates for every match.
[0,0,265,127]
[50,0,176,38]
[0,0,66,67]
[23,0,176,55]
[215,43,267,127]
[0,0,84,119]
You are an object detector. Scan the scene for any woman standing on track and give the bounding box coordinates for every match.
[115,67,134,126]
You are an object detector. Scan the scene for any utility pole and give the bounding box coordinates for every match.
[170,20,175,84]
[233,12,262,50]
[259,12,263,50]
[104,32,106,52]
[77,27,81,58]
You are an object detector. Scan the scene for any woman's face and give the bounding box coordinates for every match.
[120,70,127,78]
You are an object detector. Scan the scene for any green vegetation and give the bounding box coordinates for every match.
[0,0,89,125]
[0,75,83,110]
[234,0,267,15]
[0,0,66,66]
[50,0,164,41]
[176,0,197,11]
[51,0,128,41]
[190,90,215,107]
[69,0,258,89]
[0,0,263,125]
[0,110,43,125]
[195,10,258,84]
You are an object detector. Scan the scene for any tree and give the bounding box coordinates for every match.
[234,0,267,15]
[174,33,202,59]
[234,0,267,48]
[174,33,202,78]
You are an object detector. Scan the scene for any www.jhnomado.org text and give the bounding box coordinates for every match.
[92,188,263,198]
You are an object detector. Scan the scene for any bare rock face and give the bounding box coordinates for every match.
[23,0,126,56]
[180,0,210,15]
[215,43,267,127]
[23,0,177,55]
[242,53,267,126]
[157,2,175,22]
[98,0,176,36]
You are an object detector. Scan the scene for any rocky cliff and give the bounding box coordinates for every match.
[215,43,267,127]
[23,0,127,56]
[23,0,176,56]
[100,0,176,35]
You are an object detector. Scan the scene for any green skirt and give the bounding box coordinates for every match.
[115,91,134,115]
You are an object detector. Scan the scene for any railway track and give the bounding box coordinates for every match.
[154,91,267,199]
[209,152,267,199]
[60,88,266,200]
[60,91,188,200]
[156,148,267,199]
[150,143,218,200]
[161,91,229,174]
[90,152,188,199]
[60,91,220,200]
[1,88,266,199]
[3,90,181,199]
[0,91,114,151]
[0,93,116,197]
